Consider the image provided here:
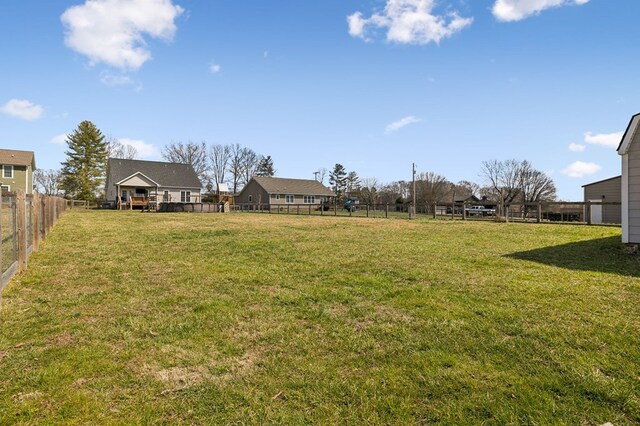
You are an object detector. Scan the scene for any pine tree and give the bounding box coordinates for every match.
[60,121,108,201]
[256,155,275,177]
[329,163,347,200]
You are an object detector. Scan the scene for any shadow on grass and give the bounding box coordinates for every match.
[507,236,640,277]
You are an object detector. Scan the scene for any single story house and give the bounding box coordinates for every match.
[582,176,621,224]
[618,112,640,244]
[105,158,202,209]
[0,149,36,194]
[235,176,334,205]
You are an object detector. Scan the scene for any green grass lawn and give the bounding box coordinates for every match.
[0,210,639,424]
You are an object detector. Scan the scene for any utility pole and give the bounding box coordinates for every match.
[411,163,416,219]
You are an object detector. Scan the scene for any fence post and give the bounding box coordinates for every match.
[586,200,592,225]
[462,203,466,221]
[0,190,3,283]
[537,202,542,223]
[32,193,39,251]
[505,205,510,223]
[334,200,337,216]
[366,204,369,218]
[385,204,389,218]
[17,191,27,272]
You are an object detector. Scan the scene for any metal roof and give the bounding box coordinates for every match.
[107,158,202,189]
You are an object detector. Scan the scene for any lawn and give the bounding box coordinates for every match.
[0,210,639,424]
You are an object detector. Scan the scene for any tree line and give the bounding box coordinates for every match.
[320,160,556,206]
[35,120,557,205]
[35,121,276,201]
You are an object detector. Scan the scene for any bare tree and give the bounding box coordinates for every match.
[241,148,261,186]
[481,159,557,215]
[358,177,379,205]
[209,144,230,191]
[455,180,481,198]
[228,144,245,194]
[316,168,328,184]
[480,159,524,205]
[162,141,209,187]
[378,181,409,205]
[34,169,61,195]
[415,171,451,205]
[107,138,139,160]
[519,161,557,204]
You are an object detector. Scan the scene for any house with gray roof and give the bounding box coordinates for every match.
[235,176,334,206]
[0,149,36,194]
[618,112,640,244]
[105,158,202,209]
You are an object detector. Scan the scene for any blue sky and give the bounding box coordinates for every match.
[1,0,638,200]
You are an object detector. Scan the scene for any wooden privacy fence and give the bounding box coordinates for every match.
[233,201,622,225]
[0,191,68,294]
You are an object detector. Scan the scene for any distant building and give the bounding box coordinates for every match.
[235,176,334,205]
[582,176,621,224]
[0,149,36,194]
[105,158,202,209]
[618,112,640,244]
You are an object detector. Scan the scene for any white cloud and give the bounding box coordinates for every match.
[263,51,268,58]
[51,134,68,145]
[118,138,159,158]
[493,0,590,22]
[584,131,623,148]
[61,0,184,71]
[100,71,134,86]
[560,161,601,178]
[568,143,585,152]
[209,63,221,73]
[1,99,44,121]
[385,116,422,134]
[348,0,473,45]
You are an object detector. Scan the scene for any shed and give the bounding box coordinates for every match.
[617,112,640,243]
[582,176,621,224]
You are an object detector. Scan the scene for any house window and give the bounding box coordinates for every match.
[121,190,128,201]
[1,185,9,192]
[285,195,294,203]
[181,191,191,203]
[275,194,280,200]
[163,191,170,202]
[3,165,13,179]
[248,195,253,202]
[303,195,315,204]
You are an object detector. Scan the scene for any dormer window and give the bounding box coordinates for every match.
[3,165,12,179]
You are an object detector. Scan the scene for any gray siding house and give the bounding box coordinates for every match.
[582,176,621,224]
[105,158,202,209]
[618,112,640,243]
[236,176,334,205]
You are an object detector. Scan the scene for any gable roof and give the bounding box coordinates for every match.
[247,176,334,196]
[618,112,640,155]
[107,158,202,189]
[0,149,36,169]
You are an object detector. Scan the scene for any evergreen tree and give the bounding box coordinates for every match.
[329,163,347,199]
[256,155,275,177]
[60,121,108,201]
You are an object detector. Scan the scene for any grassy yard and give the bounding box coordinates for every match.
[0,210,639,424]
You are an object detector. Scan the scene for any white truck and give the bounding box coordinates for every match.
[465,205,496,216]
